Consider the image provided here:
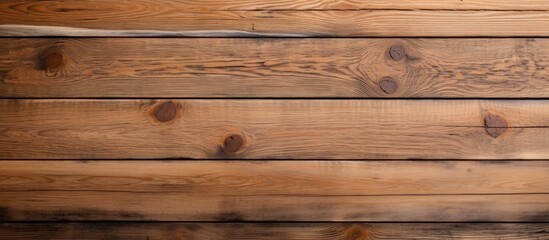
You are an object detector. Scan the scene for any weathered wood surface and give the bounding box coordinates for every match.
[1,223,548,240]
[1,1,549,36]
[2,161,547,195]
[4,0,549,12]
[2,38,549,98]
[0,161,547,221]
[1,100,548,159]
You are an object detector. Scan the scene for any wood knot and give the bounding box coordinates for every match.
[223,134,245,154]
[153,101,178,122]
[379,77,398,94]
[346,227,367,240]
[389,45,406,61]
[484,114,508,138]
[41,50,66,71]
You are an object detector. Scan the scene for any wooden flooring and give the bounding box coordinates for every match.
[0,0,548,239]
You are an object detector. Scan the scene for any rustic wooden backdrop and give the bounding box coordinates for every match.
[1,0,548,239]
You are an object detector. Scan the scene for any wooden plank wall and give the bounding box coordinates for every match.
[1,0,548,239]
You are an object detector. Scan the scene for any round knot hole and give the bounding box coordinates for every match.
[346,227,367,240]
[389,45,406,61]
[154,101,178,122]
[223,134,245,154]
[484,114,508,138]
[41,51,65,71]
[379,77,398,94]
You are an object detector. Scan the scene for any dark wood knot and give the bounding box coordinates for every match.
[153,101,178,122]
[346,227,366,240]
[223,134,245,154]
[41,51,66,71]
[389,45,405,61]
[379,77,398,94]
[484,114,508,138]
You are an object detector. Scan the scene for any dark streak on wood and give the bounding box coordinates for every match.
[23,208,147,221]
[0,206,9,221]
[0,70,6,83]
[214,212,246,222]
[526,211,549,222]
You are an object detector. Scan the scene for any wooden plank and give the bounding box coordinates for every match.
[1,100,548,159]
[2,161,547,195]
[3,0,549,12]
[1,223,548,240]
[2,8,549,37]
[0,161,547,221]
[2,38,549,98]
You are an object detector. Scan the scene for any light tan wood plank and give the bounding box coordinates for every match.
[1,9,549,36]
[1,100,548,159]
[1,223,548,239]
[3,0,549,12]
[2,161,547,195]
[2,38,549,98]
[0,161,547,221]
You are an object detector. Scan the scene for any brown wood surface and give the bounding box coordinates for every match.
[2,38,549,98]
[0,161,547,221]
[1,223,548,240]
[2,0,548,234]
[3,0,549,12]
[1,100,548,159]
[2,161,547,195]
[1,1,549,37]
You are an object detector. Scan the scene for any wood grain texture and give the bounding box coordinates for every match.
[0,161,548,221]
[1,100,548,159]
[2,38,549,98]
[2,161,547,195]
[1,223,548,240]
[1,3,549,37]
[3,0,549,12]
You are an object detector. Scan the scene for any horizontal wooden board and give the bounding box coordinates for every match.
[3,0,549,12]
[1,7,549,36]
[1,100,548,159]
[2,161,547,195]
[0,161,548,221]
[2,38,549,98]
[1,223,548,240]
